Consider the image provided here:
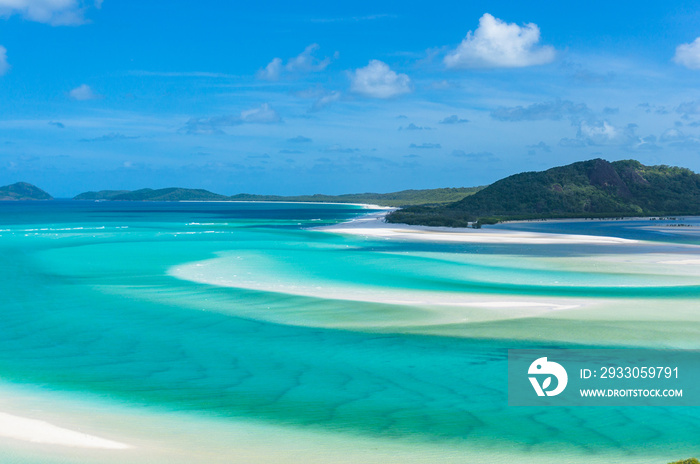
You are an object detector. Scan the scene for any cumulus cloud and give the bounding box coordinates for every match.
[445,13,555,69]
[287,43,334,72]
[660,128,685,143]
[559,121,654,149]
[324,145,361,153]
[439,115,469,124]
[637,104,668,115]
[257,58,283,81]
[491,99,590,122]
[676,100,700,118]
[0,45,8,75]
[0,0,99,26]
[287,135,312,143]
[659,128,700,149]
[399,123,431,131]
[239,103,281,123]
[409,143,441,149]
[69,84,100,100]
[673,37,700,69]
[310,90,341,112]
[294,87,342,111]
[180,103,282,135]
[575,120,620,145]
[526,141,551,153]
[350,60,412,98]
[257,44,334,81]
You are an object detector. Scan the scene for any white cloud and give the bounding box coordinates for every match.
[286,44,332,73]
[69,84,99,100]
[659,128,700,149]
[257,44,334,81]
[409,143,441,149]
[444,13,555,69]
[491,99,589,122]
[560,121,650,149]
[0,46,8,75]
[180,103,282,135]
[0,0,98,26]
[257,57,283,80]
[310,90,341,112]
[578,120,618,144]
[439,115,469,124]
[673,37,700,69]
[350,60,412,99]
[239,103,280,123]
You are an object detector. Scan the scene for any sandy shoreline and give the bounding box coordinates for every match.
[312,210,641,245]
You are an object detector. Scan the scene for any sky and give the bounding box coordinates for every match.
[3,1,700,197]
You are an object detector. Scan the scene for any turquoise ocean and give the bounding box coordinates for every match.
[0,201,698,463]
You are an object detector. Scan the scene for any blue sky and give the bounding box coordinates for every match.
[3,0,700,197]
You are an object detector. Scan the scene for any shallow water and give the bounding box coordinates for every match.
[0,201,698,463]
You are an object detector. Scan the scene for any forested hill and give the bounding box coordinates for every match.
[387,159,700,227]
[0,182,53,201]
[76,188,229,201]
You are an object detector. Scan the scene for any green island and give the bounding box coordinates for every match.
[73,186,483,207]
[387,158,700,227]
[0,182,53,201]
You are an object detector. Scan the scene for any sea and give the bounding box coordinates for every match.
[0,200,698,463]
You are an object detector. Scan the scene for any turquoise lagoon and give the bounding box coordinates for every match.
[0,201,699,463]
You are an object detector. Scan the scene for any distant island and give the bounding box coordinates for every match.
[74,188,230,202]
[73,187,483,207]
[0,182,53,201]
[387,159,700,227]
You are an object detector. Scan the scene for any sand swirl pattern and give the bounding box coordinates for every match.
[0,201,698,463]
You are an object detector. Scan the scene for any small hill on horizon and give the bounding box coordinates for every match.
[107,188,229,202]
[387,159,700,227]
[74,190,131,200]
[0,182,53,201]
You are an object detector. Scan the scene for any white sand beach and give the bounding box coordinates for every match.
[313,211,640,245]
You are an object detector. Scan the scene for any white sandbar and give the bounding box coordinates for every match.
[0,411,131,449]
[314,211,639,245]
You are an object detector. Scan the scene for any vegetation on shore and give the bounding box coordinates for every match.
[0,182,53,201]
[387,159,700,227]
